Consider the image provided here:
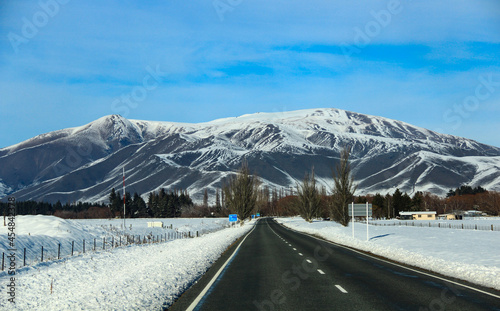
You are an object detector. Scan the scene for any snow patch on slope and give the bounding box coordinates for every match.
[0,179,12,198]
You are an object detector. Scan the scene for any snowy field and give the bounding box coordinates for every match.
[0,216,253,310]
[276,217,500,291]
[0,216,234,266]
[370,217,500,231]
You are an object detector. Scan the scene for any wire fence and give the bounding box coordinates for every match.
[1,222,237,271]
[368,221,500,231]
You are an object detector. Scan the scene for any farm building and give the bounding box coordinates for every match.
[399,211,437,220]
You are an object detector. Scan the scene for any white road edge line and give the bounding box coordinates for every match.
[335,285,348,293]
[276,219,500,300]
[185,221,258,311]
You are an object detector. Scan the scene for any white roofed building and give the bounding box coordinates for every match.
[399,211,437,220]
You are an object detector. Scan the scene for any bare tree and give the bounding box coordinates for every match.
[223,160,260,221]
[203,189,209,208]
[296,168,322,222]
[330,147,357,226]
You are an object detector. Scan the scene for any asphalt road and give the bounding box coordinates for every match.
[168,218,500,311]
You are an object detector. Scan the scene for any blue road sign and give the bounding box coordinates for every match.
[251,215,255,219]
[229,214,238,222]
[256,213,260,217]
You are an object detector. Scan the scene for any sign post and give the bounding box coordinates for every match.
[348,203,373,240]
[351,202,354,238]
[366,201,369,241]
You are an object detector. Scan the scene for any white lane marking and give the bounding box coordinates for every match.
[306,259,312,263]
[336,285,348,293]
[293,248,297,251]
[318,269,325,275]
[278,221,500,300]
[298,253,303,256]
[185,222,258,311]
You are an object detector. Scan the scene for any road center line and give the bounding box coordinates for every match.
[276,219,500,300]
[335,285,348,293]
[317,269,325,275]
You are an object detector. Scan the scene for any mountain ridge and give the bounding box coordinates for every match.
[1,108,499,203]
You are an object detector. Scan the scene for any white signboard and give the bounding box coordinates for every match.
[348,202,372,241]
[348,204,373,217]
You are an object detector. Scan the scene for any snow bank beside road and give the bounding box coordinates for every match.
[0,219,253,310]
[0,216,232,267]
[276,217,500,291]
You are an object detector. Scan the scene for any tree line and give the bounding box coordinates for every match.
[0,200,108,219]
[2,149,499,220]
[216,147,500,224]
[0,188,193,219]
[244,185,500,222]
[107,188,193,218]
[219,147,357,226]
[447,185,487,197]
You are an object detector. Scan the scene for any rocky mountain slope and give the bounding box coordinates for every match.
[1,108,499,203]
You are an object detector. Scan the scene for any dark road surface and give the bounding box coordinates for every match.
[168,218,500,311]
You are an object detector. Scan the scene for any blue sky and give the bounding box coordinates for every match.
[1,0,499,148]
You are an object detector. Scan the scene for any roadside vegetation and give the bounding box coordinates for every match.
[2,151,500,220]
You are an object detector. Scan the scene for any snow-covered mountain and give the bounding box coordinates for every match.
[1,108,500,203]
